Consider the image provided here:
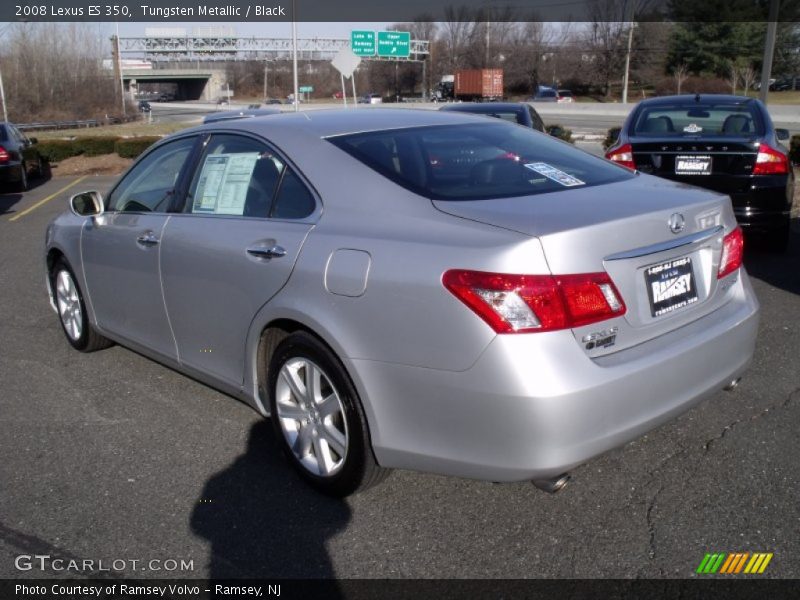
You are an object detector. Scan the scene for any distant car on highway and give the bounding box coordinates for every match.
[557,90,575,103]
[439,102,545,132]
[138,101,151,113]
[203,108,281,124]
[529,88,558,102]
[606,94,795,251]
[0,122,44,192]
[46,109,758,496]
[358,93,382,105]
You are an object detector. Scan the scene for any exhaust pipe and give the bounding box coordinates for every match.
[723,377,741,391]
[532,473,571,493]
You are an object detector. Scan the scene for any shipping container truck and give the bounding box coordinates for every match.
[454,69,503,101]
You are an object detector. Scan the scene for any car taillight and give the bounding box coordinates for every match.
[442,270,626,333]
[605,143,636,170]
[718,227,744,280]
[752,143,789,175]
[0,146,9,162]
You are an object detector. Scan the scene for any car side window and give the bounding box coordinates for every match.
[107,137,196,213]
[186,134,316,220]
[187,134,284,218]
[270,167,315,220]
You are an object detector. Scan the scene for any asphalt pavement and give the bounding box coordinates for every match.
[0,173,798,579]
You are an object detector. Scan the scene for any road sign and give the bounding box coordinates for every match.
[299,85,314,93]
[331,47,361,79]
[351,30,376,56]
[377,31,410,58]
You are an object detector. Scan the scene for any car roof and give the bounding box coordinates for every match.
[636,94,759,107]
[185,108,492,141]
[441,102,528,113]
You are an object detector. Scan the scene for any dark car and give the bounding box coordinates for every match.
[0,122,44,192]
[138,100,151,113]
[202,108,281,124]
[439,102,545,132]
[606,94,794,251]
[529,88,558,103]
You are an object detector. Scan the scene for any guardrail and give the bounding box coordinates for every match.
[17,115,141,132]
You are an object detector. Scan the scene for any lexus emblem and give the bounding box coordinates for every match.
[668,213,685,234]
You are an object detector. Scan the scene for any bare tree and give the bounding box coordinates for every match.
[673,63,689,94]
[1,23,120,122]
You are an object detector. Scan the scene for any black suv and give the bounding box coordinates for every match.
[0,122,44,192]
[606,94,794,251]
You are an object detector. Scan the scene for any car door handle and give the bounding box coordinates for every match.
[247,245,286,259]
[136,232,159,246]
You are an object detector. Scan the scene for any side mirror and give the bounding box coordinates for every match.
[775,128,790,141]
[70,191,104,217]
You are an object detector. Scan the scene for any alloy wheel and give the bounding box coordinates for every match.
[275,358,349,477]
[55,269,82,341]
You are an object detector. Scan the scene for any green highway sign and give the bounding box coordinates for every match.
[299,85,314,93]
[377,31,410,57]
[351,30,376,56]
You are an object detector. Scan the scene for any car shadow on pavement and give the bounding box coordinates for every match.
[0,192,23,216]
[744,217,800,296]
[190,420,350,586]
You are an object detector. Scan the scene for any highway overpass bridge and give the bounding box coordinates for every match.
[122,68,227,101]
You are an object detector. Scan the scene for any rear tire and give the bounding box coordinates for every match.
[268,331,388,496]
[15,165,28,192]
[51,259,113,352]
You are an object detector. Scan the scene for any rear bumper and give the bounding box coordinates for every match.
[0,163,23,183]
[354,270,759,482]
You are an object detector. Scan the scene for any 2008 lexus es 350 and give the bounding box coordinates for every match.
[45,109,759,496]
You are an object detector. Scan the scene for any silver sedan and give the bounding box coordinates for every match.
[45,109,759,496]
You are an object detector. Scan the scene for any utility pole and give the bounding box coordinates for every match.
[291,0,299,112]
[758,0,780,104]
[263,61,268,100]
[114,23,126,118]
[0,68,8,122]
[621,0,635,104]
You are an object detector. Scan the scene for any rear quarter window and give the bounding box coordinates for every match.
[329,123,633,201]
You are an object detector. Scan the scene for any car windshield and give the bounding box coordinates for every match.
[329,123,633,201]
[632,102,764,137]
[538,90,557,98]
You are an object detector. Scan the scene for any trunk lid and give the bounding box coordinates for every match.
[432,175,738,355]
[630,136,759,195]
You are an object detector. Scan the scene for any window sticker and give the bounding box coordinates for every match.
[192,152,260,215]
[524,162,585,187]
[683,123,703,133]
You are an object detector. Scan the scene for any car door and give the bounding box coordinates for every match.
[160,133,318,387]
[81,135,199,359]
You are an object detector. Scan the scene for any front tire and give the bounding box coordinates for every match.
[268,331,388,496]
[15,165,28,192]
[51,259,113,352]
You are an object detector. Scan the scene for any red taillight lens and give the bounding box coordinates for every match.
[605,143,636,170]
[0,146,9,162]
[718,227,744,279]
[443,270,626,334]
[752,143,789,175]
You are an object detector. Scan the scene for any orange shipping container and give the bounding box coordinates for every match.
[454,69,504,99]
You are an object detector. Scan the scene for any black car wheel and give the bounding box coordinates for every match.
[268,331,388,496]
[15,164,27,192]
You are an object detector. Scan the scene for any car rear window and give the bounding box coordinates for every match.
[447,108,524,125]
[0,126,7,142]
[538,90,557,98]
[329,123,633,201]
[632,102,764,137]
